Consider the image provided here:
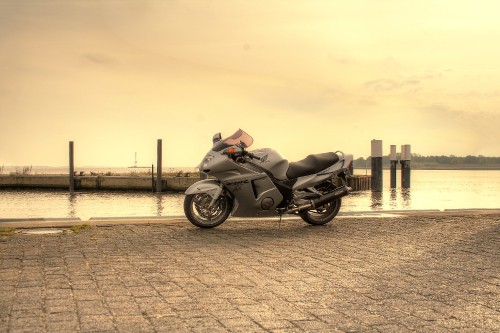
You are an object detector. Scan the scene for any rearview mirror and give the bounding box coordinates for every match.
[212,132,222,144]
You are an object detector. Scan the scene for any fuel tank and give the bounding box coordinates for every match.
[249,148,289,180]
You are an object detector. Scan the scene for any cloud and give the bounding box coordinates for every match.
[364,71,443,92]
[253,80,341,113]
[364,78,420,91]
[327,54,355,65]
[417,104,500,154]
[83,53,117,66]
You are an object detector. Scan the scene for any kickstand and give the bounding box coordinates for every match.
[278,212,283,229]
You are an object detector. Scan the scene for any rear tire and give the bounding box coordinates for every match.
[184,193,232,228]
[299,198,341,225]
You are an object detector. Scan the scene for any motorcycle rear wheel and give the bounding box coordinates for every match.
[299,199,341,225]
[184,193,232,228]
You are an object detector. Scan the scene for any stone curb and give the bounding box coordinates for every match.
[0,209,498,229]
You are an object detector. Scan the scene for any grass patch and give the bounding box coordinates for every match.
[0,227,16,236]
[70,224,92,234]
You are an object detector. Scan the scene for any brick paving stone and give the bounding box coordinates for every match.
[149,316,190,331]
[219,318,266,332]
[0,212,498,332]
[46,320,79,333]
[9,317,45,332]
[79,314,116,332]
[114,316,153,332]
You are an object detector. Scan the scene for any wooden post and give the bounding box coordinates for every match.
[401,144,411,188]
[69,141,74,192]
[371,139,383,192]
[151,164,154,192]
[156,139,162,192]
[390,145,397,188]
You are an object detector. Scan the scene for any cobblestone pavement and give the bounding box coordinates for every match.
[0,213,499,332]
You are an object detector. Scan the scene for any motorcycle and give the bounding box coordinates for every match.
[184,129,352,228]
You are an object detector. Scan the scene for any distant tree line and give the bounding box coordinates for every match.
[353,154,500,169]
[411,154,500,165]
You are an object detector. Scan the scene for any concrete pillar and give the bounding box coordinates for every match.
[371,139,383,192]
[390,145,397,188]
[401,144,411,188]
[156,139,162,192]
[69,141,74,192]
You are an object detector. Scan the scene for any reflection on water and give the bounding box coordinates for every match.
[371,189,412,210]
[389,189,397,209]
[156,194,164,216]
[0,170,499,219]
[67,193,77,218]
[370,192,383,209]
[401,188,411,208]
[0,189,185,220]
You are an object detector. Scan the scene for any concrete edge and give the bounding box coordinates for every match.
[338,209,441,215]
[0,218,82,222]
[0,209,498,229]
[88,216,184,221]
[0,217,187,229]
[443,208,500,211]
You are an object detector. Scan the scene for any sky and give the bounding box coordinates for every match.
[1,0,499,168]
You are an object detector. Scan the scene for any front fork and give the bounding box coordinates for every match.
[210,186,238,217]
[208,186,223,207]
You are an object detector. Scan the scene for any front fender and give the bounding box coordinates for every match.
[185,179,222,198]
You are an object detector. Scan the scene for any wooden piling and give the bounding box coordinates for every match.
[69,141,74,192]
[157,139,162,192]
[371,140,383,192]
[401,144,411,188]
[151,164,154,192]
[390,145,397,188]
[347,175,371,191]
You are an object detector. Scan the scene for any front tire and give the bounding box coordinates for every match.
[184,193,232,228]
[299,198,341,225]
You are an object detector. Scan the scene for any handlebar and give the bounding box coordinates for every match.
[245,152,261,160]
[224,146,261,161]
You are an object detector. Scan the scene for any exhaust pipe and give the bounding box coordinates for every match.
[288,186,349,213]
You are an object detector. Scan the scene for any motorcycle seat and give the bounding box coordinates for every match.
[286,152,340,179]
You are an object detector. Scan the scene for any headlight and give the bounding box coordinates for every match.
[201,154,215,170]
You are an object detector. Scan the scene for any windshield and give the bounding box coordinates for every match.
[212,129,254,152]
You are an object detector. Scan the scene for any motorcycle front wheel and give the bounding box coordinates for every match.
[184,193,232,228]
[299,199,342,225]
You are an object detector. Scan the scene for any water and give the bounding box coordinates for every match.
[350,169,499,211]
[0,170,498,220]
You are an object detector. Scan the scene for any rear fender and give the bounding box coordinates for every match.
[321,153,353,176]
[293,153,353,190]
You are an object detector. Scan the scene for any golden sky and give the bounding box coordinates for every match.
[1,0,499,167]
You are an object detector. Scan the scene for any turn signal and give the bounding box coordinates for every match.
[227,147,236,154]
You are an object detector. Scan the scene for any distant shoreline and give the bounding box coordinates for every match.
[354,166,500,171]
[411,167,500,170]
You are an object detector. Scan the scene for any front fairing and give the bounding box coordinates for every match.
[197,150,219,171]
[198,129,254,172]
[212,129,253,152]
[199,150,241,175]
